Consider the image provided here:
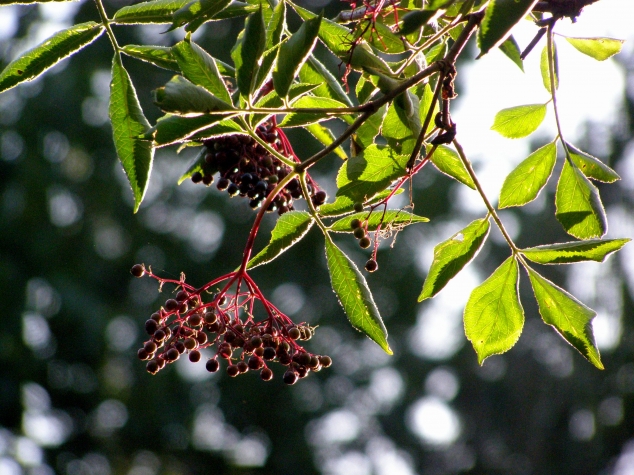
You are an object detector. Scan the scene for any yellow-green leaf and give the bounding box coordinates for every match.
[491,103,547,139]
[565,36,624,61]
[330,210,428,232]
[521,239,630,264]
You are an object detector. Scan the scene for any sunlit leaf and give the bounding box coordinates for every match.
[170,0,232,32]
[499,35,523,71]
[491,103,547,139]
[247,211,315,269]
[430,145,476,189]
[121,45,180,72]
[565,36,624,61]
[498,141,557,208]
[521,239,630,264]
[109,54,154,213]
[465,256,524,365]
[266,0,286,49]
[330,210,428,232]
[113,0,190,24]
[527,267,603,369]
[477,0,539,56]
[325,239,392,354]
[278,96,350,128]
[299,56,354,107]
[0,22,104,94]
[540,43,558,93]
[354,105,387,150]
[418,218,490,301]
[567,142,620,183]
[555,160,607,239]
[154,75,234,115]
[319,189,403,217]
[306,123,348,160]
[234,8,266,99]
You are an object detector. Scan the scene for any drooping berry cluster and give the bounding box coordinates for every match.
[190,119,327,214]
[350,207,379,273]
[131,264,332,384]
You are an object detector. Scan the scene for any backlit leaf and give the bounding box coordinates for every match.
[499,35,523,71]
[498,141,557,208]
[234,8,266,99]
[491,103,547,139]
[330,210,428,232]
[154,75,234,114]
[567,142,620,183]
[540,43,558,93]
[278,96,349,128]
[113,0,190,24]
[477,0,539,56]
[169,0,232,32]
[354,105,387,150]
[398,10,436,36]
[325,239,392,354]
[565,36,624,61]
[306,123,348,160]
[465,256,524,364]
[527,267,603,369]
[121,45,180,72]
[319,189,404,217]
[152,114,240,146]
[555,160,607,239]
[418,218,490,301]
[299,56,354,107]
[521,239,630,264]
[266,0,286,49]
[430,145,476,189]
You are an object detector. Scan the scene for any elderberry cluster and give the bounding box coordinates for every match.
[350,210,378,273]
[131,264,332,384]
[190,120,327,214]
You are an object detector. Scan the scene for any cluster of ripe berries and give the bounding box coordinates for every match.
[131,265,332,384]
[349,206,379,272]
[190,120,327,214]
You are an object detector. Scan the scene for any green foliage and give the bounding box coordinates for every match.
[499,35,524,71]
[154,75,234,114]
[113,0,191,24]
[478,0,539,56]
[430,145,476,189]
[121,45,181,71]
[540,43,558,93]
[329,210,428,232]
[491,104,547,138]
[565,36,624,61]
[521,239,631,264]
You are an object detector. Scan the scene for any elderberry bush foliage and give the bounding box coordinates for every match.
[1,0,630,378]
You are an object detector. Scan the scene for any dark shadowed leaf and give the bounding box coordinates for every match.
[154,76,234,114]
[247,211,315,269]
[499,141,557,208]
[109,54,154,213]
[152,114,240,146]
[419,218,490,301]
[555,160,607,239]
[465,256,524,364]
[330,210,428,232]
[169,0,232,31]
[491,103,547,139]
[430,145,476,189]
[325,239,392,354]
[398,10,436,36]
[122,45,181,71]
[266,0,286,48]
[478,0,539,56]
[113,0,190,24]
[234,8,266,99]
[499,35,524,71]
[567,142,620,183]
[0,22,104,94]
[527,267,603,369]
[521,239,630,264]
[565,36,624,61]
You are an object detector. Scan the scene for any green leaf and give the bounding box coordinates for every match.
[252,44,281,100]
[234,8,266,99]
[0,0,77,3]
[565,36,624,61]
[521,239,630,264]
[353,105,387,150]
[278,96,349,128]
[306,123,348,160]
[325,239,391,354]
[398,10,436,36]
[319,188,403,217]
[170,0,233,31]
[491,103,547,139]
[154,75,234,115]
[527,267,603,369]
[109,54,154,213]
[464,256,524,365]
[121,45,181,72]
[330,210,428,232]
[113,0,190,23]
[273,15,322,98]
[0,22,104,94]
[212,0,259,20]
[555,159,607,239]
[178,147,211,183]
[382,97,421,141]
[418,218,491,301]
[498,141,557,208]
[567,142,620,183]
[336,144,409,202]
[300,56,354,108]
[247,211,314,269]
[477,0,539,56]
[499,35,524,71]
[429,145,476,189]
[266,0,286,49]
[540,43,558,93]
[172,39,232,104]
[188,120,246,142]
[356,74,378,104]
[363,21,406,54]
[152,114,240,146]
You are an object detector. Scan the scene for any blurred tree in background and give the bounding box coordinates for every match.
[1,1,634,475]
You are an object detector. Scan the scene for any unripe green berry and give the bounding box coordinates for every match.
[353,202,364,212]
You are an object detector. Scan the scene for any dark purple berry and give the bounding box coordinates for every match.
[350,219,361,229]
[353,227,366,239]
[288,327,301,340]
[217,177,229,191]
[130,264,145,278]
[164,299,179,312]
[353,202,364,212]
[283,370,298,385]
[359,237,371,249]
[260,368,273,381]
[144,341,157,354]
[263,347,276,360]
[206,359,220,372]
[145,319,159,335]
[227,365,239,377]
[176,290,189,302]
[153,329,166,341]
[191,172,203,184]
[319,355,332,367]
[365,259,378,272]
[167,348,180,361]
[237,361,248,373]
[189,350,201,363]
[137,348,149,360]
[146,360,159,374]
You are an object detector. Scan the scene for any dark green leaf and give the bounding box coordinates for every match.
[363,21,406,54]
[567,142,620,183]
[188,120,246,142]
[555,159,607,239]
[300,56,354,107]
[398,10,436,36]
[540,43,558,93]
[169,0,232,32]
[177,147,211,184]
[477,0,539,56]
[273,16,322,98]
[278,96,349,128]
[252,44,281,100]
[491,103,547,139]
[109,54,154,213]
[154,75,234,114]
[336,144,409,202]
[211,1,258,20]
[430,145,476,189]
[319,189,403,217]
[521,239,630,264]
[121,45,180,72]
[0,0,77,3]
[565,36,624,61]
[425,40,447,63]
[234,8,266,99]
[152,114,239,146]
[465,256,524,365]
[499,35,524,71]
[498,141,557,208]
[172,40,232,104]
[113,0,189,24]
[247,211,314,269]
[0,22,104,94]
[418,218,491,301]
[266,1,286,49]
[527,267,603,369]
[306,123,348,160]
[325,239,392,354]
[330,210,428,232]
[355,74,378,104]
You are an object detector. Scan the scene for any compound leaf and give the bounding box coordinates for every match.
[419,218,491,301]
[0,22,104,94]
[565,36,624,61]
[354,105,387,150]
[567,142,620,183]
[247,211,314,269]
[555,160,607,239]
[430,145,476,189]
[121,45,180,72]
[330,210,428,232]
[113,0,190,24]
[478,0,539,56]
[521,239,630,264]
[464,256,524,365]
[325,239,392,354]
[499,141,557,208]
[109,54,154,213]
[491,103,547,139]
[266,0,286,49]
[527,267,603,369]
